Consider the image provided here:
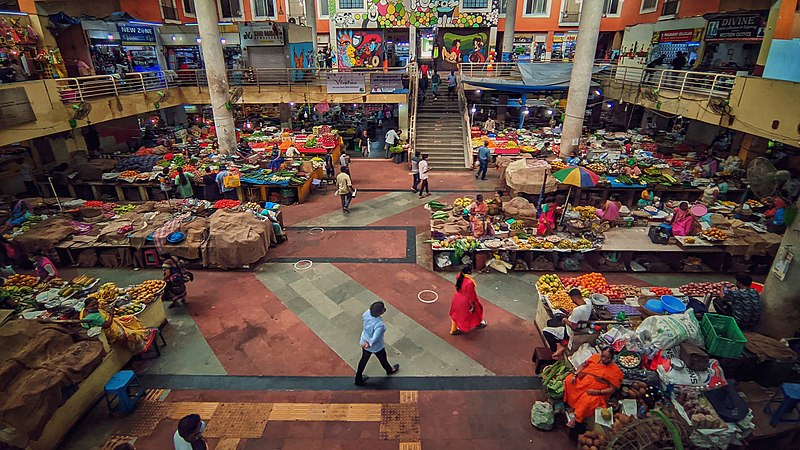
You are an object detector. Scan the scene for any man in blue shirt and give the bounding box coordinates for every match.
[355,301,399,386]
[476,141,491,180]
[215,166,238,200]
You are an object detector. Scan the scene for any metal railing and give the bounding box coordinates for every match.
[55,66,411,103]
[593,64,737,100]
[456,75,474,169]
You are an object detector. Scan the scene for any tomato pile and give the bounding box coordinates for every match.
[213,199,241,209]
[649,287,673,296]
[84,200,104,208]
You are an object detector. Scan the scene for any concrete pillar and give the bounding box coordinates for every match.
[754,0,782,76]
[560,0,604,157]
[501,0,518,61]
[194,0,236,154]
[304,0,318,57]
[758,214,800,339]
[328,1,337,67]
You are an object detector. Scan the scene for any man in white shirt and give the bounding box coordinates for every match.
[285,145,300,158]
[542,289,592,358]
[417,154,430,198]
[173,414,206,450]
[384,127,401,158]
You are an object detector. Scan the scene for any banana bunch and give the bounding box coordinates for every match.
[509,220,524,231]
[89,282,119,307]
[453,197,473,208]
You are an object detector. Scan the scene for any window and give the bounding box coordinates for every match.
[183,0,196,15]
[641,0,658,13]
[661,0,679,16]
[219,0,243,18]
[524,0,548,16]
[338,0,364,10]
[603,0,620,16]
[462,0,489,9]
[500,0,507,16]
[161,0,179,20]
[318,0,329,17]
[252,0,277,18]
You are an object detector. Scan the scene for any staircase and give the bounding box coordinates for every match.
[414,95,469,170]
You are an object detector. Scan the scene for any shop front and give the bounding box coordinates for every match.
[618,17,708,71]
[160,25,241,71]
[512,33,548,62]
[552,32,578,61]
[0,12,40,79]
[700,11,767,75]
[384,29,410,67]
[117,24,161,72]
[649,28,704,70]
[239,22,287,68]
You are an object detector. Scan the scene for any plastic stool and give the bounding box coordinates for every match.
[104,370,144,415]
[135,328,167,360]
[763,383,800,427]
[143,249,160,267]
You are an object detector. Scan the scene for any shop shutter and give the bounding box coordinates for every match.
[248,47,288,85]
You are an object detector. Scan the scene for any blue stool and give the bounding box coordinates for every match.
[104,370,144,415]
[763,383,800,427]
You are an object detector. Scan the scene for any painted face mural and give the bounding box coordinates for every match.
[337,30,384,68]
[330,0,499,28]
[436,29,488,70]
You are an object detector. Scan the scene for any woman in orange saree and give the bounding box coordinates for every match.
[564,348,624,427]
[449,265,486,335]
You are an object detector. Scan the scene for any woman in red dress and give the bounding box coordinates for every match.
[449,265,486,335]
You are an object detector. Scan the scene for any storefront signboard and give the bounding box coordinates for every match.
[117,25,157,45]
[0,87,35,127]
[513,34,534,44]
[327,73,366,94]
[705,13,766,42]
[370,74,403,93]
[655,29,701,43]
[239,23,285,47]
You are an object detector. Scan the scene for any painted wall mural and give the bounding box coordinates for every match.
[289,42,315,80]
[435,28,488,71]
[336,30,384,68]
[330,0,500,29]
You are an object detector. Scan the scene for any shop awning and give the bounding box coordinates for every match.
[461,63,610,93]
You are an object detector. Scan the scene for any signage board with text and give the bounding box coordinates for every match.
[239,23,285,47]
[327,73,366,94]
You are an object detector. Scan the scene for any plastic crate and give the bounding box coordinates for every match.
[701,313,747,358]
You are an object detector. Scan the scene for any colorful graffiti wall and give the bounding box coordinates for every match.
[330,0,500,29]
[336,30,384,69]
[435,28,489,71]
[289,42,314,80]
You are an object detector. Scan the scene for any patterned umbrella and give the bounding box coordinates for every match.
[552,166,601,188]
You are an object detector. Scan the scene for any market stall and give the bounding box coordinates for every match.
[530,272,798,449]
[0,274,167,450]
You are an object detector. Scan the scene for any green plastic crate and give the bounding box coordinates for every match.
[701,313,747,358]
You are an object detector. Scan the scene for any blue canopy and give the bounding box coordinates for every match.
[461,63,610,93]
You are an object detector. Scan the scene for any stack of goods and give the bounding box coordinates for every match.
[678,281,733,297]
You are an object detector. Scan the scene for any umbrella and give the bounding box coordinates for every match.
[552,167,600,225]
[552,166,600,187]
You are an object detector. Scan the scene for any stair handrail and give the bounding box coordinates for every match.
[408,63,418,167]
[456,66,473,170]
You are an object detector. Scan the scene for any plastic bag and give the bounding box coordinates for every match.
[436,253,452,268]
[636,308,703,352]
[531,401,554,430]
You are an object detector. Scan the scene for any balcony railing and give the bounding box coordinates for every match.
[54,67,410,103]
[593,64,736,101]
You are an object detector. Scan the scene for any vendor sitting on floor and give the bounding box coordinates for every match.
[765,197,787,232]
[542,289,592,358]
[713,273,761,330]
[564,347,623,427]
[566,151,582,166]
[468,194,491,237]
[670,201,699,236]
[596,193,622,223]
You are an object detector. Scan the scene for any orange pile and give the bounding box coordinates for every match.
[575,272,609,292]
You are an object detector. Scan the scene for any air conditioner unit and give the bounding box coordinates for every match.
[287,16,305,26]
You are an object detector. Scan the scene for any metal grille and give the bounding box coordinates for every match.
[338,0,364,10]
[462,0,489,8]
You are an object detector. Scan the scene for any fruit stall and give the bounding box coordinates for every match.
[530,272,797,448]
[0,275,167,450]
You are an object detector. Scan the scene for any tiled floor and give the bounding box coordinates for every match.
[60,161,752,449]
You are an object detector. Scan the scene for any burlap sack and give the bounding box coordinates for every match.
[12,217,75,256]
[206,210,275,269]
[166,217,209,260]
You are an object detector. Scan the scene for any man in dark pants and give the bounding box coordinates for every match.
[476,140,490,180]
[355,301,399,386]
[712,273,761,330]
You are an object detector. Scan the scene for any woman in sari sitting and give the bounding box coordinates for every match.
[564,347,623,427]
[468,194,490,237]
[449,265,486,335]
[670,201,698,236]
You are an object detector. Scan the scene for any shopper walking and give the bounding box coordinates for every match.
[201,167,220,201]
[173,167,195,199]
[336,166,354,213]
[411,151,421,193]
[157,167,172,200]
[447,71,457,100]
[324,149,335,180]
[359,129,370,157]
[355,301,400,386]
[215,166,239,200]
[174,414,207,450]
[476,140,490,180]
[384,127,401,158]
[162,253,192,308]
[449,265,486,335]
[417,154,430,198]
[431,70,441,100]
[419,71,429,104]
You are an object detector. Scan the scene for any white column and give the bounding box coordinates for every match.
[409,26,417,62]
[328,1,337,66]
[501,0,518,60]
[195,0,236,154]
[305,0,319,57]
[758,212,800,339]
[560,0,603,157]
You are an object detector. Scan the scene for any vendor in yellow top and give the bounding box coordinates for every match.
[467,194,490,237]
